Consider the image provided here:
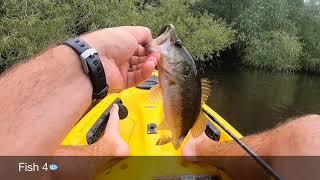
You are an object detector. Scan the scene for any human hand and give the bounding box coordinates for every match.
[56,104,129,156]
[81,26,160,93]
[182,134,268,180]
[54,104,129,179]
[182,133,209,159]
[89,103,129,157]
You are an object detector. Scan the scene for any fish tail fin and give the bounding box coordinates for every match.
[201,78,211,103]
[190,110,208,138]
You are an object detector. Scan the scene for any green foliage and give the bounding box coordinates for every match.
[296,0,320,72]
[0,0,235,72]
[2,0,319,73]
[237,0,298,39]
[137,0,236,60]
[237,0,302,71]
[193,0,320,73]
[0,0,75,71]
[244,31,302,71]
[191,0,252,23]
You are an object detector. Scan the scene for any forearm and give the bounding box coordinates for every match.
[197,133,271,156]
[53,146,121,180]
[193,116,320,180]
[0,45,92,155]
[195,133,273,179]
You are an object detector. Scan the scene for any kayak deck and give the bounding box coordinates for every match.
[61,74,242,179]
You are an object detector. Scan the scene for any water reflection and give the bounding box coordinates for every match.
[205,69,320,135]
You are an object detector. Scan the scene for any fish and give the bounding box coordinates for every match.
[147,24,211,149]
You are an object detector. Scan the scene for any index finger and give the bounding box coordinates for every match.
[124,26,153,45]
[105,104,120,135]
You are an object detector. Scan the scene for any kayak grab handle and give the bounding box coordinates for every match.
[86,98,128,145]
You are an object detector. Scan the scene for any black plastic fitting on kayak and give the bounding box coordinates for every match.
[117,100,128,119]
[205,121,221,141]
[136,76,159,89]
[86,98,128,145]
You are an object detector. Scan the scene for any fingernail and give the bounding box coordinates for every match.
[112,104,119,111]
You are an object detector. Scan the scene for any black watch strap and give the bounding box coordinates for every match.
[65,38,91,54]
[64,38,108,100]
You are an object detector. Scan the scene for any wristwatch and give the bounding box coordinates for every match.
[64,38,108,100]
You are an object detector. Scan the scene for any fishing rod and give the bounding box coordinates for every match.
[201,107,282,180]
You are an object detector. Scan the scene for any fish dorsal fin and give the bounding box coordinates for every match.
[190,110,208,138]
[148,84,162,103]
[201,78,211,103]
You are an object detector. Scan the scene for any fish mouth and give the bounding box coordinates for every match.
[154,24,176,45]
[158,24,175,36]
[146,24,177,53]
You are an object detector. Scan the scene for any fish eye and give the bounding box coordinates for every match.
[175,39,183,47]
[184,64,190,76]
[175,36,183,47]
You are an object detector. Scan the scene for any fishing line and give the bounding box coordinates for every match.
[201,107,282,180]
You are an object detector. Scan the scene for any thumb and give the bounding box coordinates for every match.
[104,104,120,137]
[182,137,198,162]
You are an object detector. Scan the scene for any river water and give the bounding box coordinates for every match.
[205,69,320,135]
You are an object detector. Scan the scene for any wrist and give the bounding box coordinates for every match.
[55,45,92,83]
[55,45,93,97]
[63,38,110,99]
[80,36,117,93]
[99,57,123,93]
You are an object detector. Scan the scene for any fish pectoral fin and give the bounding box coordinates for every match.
[156,136,184,150]
[156,136,172,145]
[165,73,179,85]
[157,119,169,130]
[190,111,208,138]
[201,78,211,103]
[172,138,184,150]
[148,84,162,103]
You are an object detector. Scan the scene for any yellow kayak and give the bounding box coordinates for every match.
[62,72,242,180]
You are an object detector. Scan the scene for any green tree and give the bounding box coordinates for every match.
[244,31,302,71]
[191,0,252,23]
[0,0,235,73]
[137,0,236,60]
[297,0,320,72]
[237,0,302,71]
[192,0,320,73]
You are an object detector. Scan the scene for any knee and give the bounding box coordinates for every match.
[289,114,320,128]
[284,114,320,154]
[262,115,320,155]
[300,114,320,121]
